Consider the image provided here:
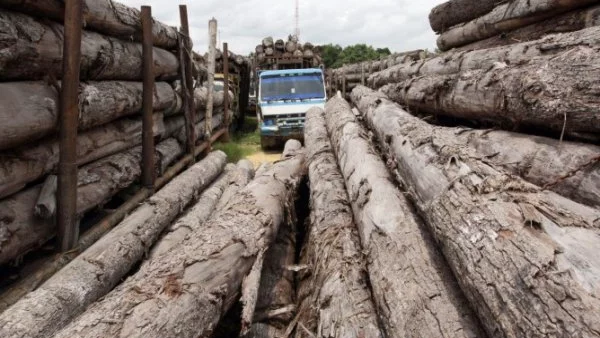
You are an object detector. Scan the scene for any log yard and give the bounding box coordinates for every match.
[0,0,599,337]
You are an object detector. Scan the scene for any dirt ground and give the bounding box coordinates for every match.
[245,150,282,167]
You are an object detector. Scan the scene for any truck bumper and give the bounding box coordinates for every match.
[260,126,304,147]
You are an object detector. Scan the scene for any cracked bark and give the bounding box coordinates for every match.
[0,81,177,151]
[436,0,598,50]
[292,106,383,338]
[368,25,600,89]
[428,0,499,33]
[0,113,166,199]
[0,138,183,267]
[0,151,227,338]
[0,10,178,81]
[51,143,305,338]
[324,96,485,338]
[0,0,179,49]
[351,85,600,338]
[379,40,600,141]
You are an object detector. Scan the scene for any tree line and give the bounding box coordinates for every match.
[318,44,392,69]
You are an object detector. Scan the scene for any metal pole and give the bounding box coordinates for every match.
[141,6,155,190]
[179,5,196,156]
[222,42,230,142]
[361,62,365,86]
[57,0,83,252]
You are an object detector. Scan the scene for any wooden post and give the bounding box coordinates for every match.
[361,62,365,85]
[206,18,218,144]
[179,5,196,157]
[341,65,346,98]
[222,42,231,142]
[141,6,155,190]
[57,0,82,252]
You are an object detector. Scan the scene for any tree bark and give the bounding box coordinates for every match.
[429,0,500,33]
[0,81,176,150]
[0,10,179,81]
[351,85,600,338]
[368,25,600,89]
[380,43,600,140]
[293,106,383,338]
[363,87,600,208]
[51,145,305,338]
[174,113,224,145]
[150,159,255,258]
[34,175,58,219]
[0,138,184,266]
[0,151,227,338]
[0,113,165,200]
[456,4,600,51]
[0,0,178,49]
[324,96,485,338]
[437,0,598,50]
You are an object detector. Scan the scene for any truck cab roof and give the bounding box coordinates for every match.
[259,68,323,77]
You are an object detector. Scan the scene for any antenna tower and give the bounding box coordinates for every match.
[294,0,300,41]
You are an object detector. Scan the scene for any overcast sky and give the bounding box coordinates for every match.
[120,0,445,55]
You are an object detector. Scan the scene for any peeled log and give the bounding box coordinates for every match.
[150,160,255,258]
[380,44,600,140]
[0,114,165,200]
[0,138,183,266]
[0,81,176,150]
[324,96,484,337]
[437,0,598,50]
[0,0,178,49]
[0,10,179,81]
[51,145,305,338]
[429,0,499,33]
[0,151,227,338]
[294,107,382,337]
[368,25,600,89]
[457,4,600,51]
[351,85,600,337]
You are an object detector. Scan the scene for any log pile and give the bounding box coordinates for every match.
[254,35,323,69]
[0,0,236,271]
[429,0,600,51]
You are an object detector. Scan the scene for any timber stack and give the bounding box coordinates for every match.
[0,0,246,312]
[254,35,323,70]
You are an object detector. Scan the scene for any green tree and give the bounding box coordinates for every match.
[318,43,392,68]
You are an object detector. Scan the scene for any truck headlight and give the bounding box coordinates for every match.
[263,118,276,126]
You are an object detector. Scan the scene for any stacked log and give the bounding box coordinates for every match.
[254,35,322,69]
[429,0,600,51]
[49,142,305,338]
[0,151,228,338]
[351,86,600,337]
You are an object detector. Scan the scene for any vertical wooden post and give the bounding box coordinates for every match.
[342,65,346,98]
[206,18,218,143]
[141,6,155,189]
[222,42,231,142]
[179,5,196,157]
[57,0,82,252]
[361,62,365,85]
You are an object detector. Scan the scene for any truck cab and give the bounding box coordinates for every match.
[257,68,326,149]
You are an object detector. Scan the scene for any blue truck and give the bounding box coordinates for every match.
[257,68,327,149]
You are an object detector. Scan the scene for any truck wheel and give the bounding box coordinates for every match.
[260,135,274,150]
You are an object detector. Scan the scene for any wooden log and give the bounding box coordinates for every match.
[0,113,165,200]
[0,0,178,49]
[0,10,179,81]
[368,25,600,89]
[437,0,598,51]
[155,138,184,175]
[175,113,224,145]
[380,42,600,140]
[294,107,383,337]
[351,85,600,337]
[456,4,600,51]
[150,160,255,258]
[0,151,227,338]
[0,138,184,266]
[373,87,600,208]
[324,95,484,337]
[51,144,305,338]
[0,81,176,150]
[429,0,499,33]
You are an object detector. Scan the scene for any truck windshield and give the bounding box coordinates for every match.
[260,73,325,101]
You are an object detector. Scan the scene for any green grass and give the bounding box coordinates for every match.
[213,117,262,163]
